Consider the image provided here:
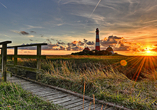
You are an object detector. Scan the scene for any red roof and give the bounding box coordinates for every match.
[106,46,113,52]
[84,47,90,51]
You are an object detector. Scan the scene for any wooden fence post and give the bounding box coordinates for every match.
[14,47,17,65]
[0,49,2,64]
[37,45,41,70]
[2,43,7,81]
[0,41,12,82]
[36,45,41,80]
[14,47,18,76]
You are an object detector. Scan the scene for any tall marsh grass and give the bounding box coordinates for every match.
[38,60,157,110]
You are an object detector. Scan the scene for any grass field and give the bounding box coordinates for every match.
[0,81,65,110]
[8,55,157,110]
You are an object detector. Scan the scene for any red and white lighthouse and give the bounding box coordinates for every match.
[95,28,100,51]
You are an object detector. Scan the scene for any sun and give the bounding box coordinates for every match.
[145,50,155,56]
[144,47,154,56]
[146,50,151,53]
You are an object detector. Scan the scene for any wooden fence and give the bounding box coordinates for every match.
[0,41,47,81]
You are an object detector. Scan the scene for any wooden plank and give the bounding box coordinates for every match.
[52,95,71,103]
[59,98,83,106]
[25,86,46,91]
[8,78,30,82]
[8,79,29,83]
[7,64,43,73]
[4,43,47,48]
[8,79,30,83]
[11,55,46,59]
[21,85,41,89]
[7,76,21,80]
[53,97,72,104]
[23,87,41,91]
[70,101,90,110]
[22,84,41,89]
[46,94,68,101]
[15,82,36,87]
[34,91,53,95]
[51,95,75,103]
[8,79,28,83]
[40,91,61,96]
[33,87,56,92]
[37,92,56,97]
[32,90,51,94]
[18,81,38,86]
[47,93,68,100]
[29,87,52,93]
[29,87,55,92]
[20,83,44,89]
[36,88,59,94]
[7,78,23,81]
[17,82,33,85]
[7,77,21,80]
[0,43,47,49]
[75,102,90,110]
[64,100,87,109]
[35,89,59,96]
[35,92,53,97]
[83,104,97,110]
[16,83,34,87]
[0,41,12,45]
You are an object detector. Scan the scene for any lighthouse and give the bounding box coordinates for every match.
[95,28,100,51]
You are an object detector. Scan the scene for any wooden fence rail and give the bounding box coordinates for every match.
[0,41,47,81]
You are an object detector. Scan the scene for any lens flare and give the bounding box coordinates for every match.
[120,60,127,66]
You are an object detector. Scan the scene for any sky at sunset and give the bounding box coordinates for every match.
[1,0,157,56]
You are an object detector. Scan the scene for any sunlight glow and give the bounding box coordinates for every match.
[145,50,155,56]
[144,47,155,56]
[146,50,151,53]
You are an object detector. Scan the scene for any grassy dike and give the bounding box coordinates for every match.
[0,81,65,110]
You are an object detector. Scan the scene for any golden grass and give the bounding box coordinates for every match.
[39,58,157,110]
